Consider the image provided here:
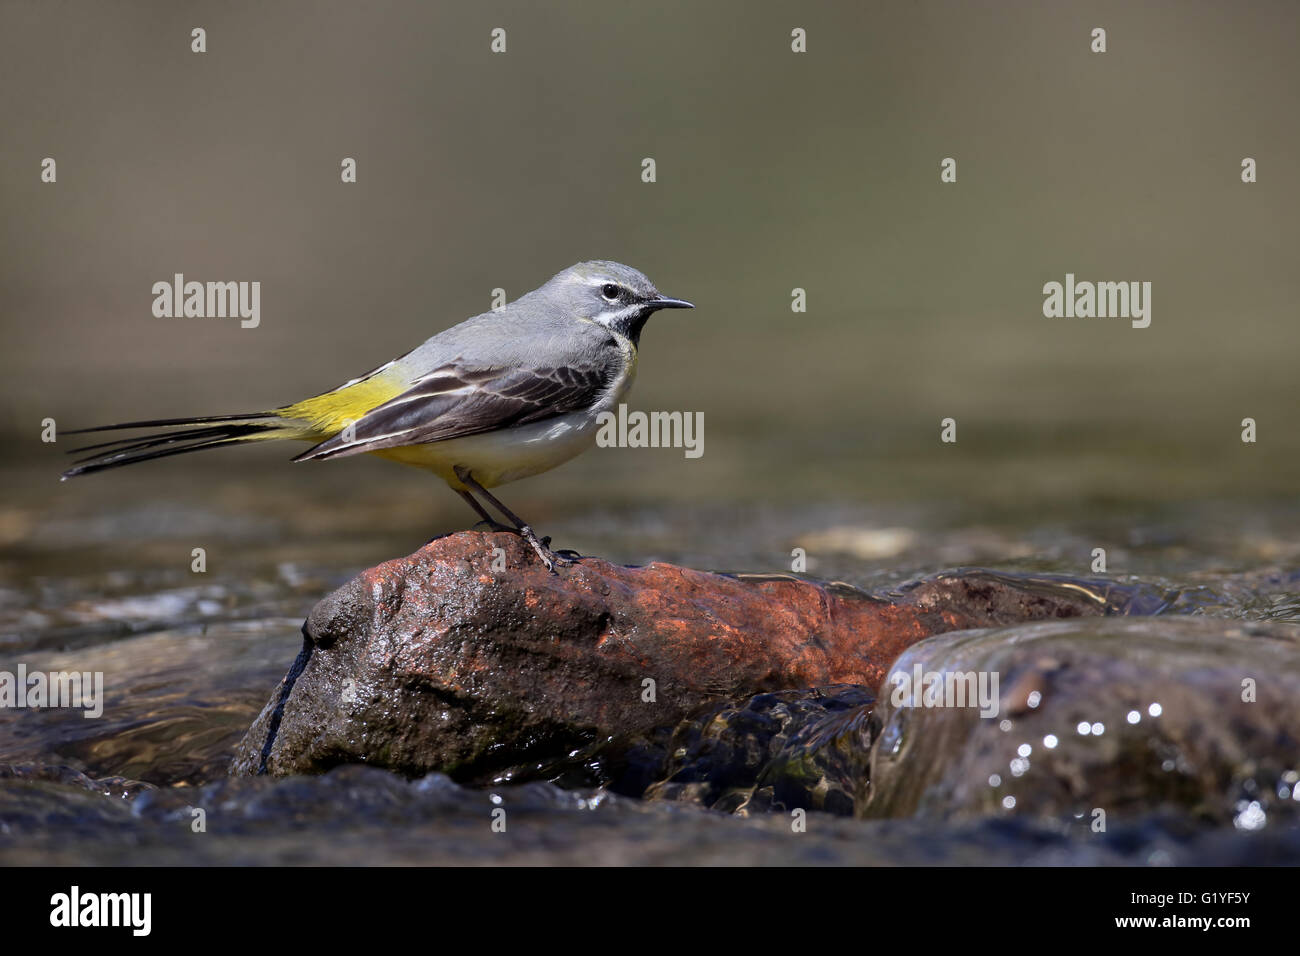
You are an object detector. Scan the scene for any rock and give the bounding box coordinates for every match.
[639,685,874,816]
[231,531,1144,780]
[862,617,1300,827]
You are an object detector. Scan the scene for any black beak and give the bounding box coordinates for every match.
[648,296,694,310]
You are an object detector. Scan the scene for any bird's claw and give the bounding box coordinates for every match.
[519,525,570,573]
[536,535,581,563]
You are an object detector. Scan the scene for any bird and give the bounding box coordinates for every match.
[61,261,694,570]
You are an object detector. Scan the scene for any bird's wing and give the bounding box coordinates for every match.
[292,359,615,461]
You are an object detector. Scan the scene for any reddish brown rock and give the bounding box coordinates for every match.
[231,532,1127,780]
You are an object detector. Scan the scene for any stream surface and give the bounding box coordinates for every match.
[2,452,1298,865]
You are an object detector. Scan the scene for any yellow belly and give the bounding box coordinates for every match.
[370,409,605,489]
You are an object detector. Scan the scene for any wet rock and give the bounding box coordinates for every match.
[232,531,1141,781]
[0,763,154,800]
[493,685,876,814]
[862,618,1300,828]
[639,685,874,815]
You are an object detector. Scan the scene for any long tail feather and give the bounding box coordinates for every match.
[60,414,301,479]
[61,412,280,435]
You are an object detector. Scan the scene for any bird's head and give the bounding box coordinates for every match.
[547,261,693,343]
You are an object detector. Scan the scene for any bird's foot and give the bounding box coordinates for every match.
[539,536,583,561]
[520,526,570,573]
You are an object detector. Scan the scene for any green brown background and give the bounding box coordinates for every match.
[2,0,1296,522]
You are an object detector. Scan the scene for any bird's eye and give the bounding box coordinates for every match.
[601,284,620,300]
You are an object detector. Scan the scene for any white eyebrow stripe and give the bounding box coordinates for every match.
[583,276,640,295]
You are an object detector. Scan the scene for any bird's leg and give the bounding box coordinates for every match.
[456,489,514,533]
[453,467,568,572]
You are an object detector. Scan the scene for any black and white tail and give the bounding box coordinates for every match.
[60,412,301,479]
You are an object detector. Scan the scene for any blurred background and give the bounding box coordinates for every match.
[1,0,1297,570]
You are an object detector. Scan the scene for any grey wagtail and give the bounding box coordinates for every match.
[62,261,694,570]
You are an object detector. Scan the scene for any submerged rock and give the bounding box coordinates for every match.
[862,617,1300,828]
[232,532,1131,780]
[639,685,874,816]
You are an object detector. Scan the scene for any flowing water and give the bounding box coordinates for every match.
[2,447,1298,865]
